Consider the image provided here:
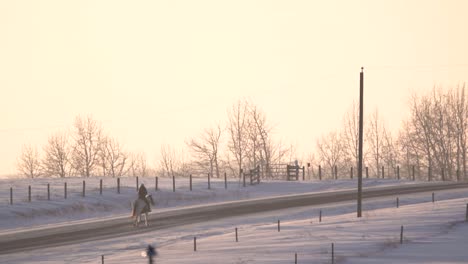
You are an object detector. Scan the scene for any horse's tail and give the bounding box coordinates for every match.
[131,201,136,217]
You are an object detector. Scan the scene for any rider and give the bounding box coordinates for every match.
[138,183,151,212]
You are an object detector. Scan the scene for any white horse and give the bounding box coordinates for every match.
[131,194,154,227]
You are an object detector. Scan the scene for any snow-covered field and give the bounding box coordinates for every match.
[1,177,468,263]
[0,176,420,230]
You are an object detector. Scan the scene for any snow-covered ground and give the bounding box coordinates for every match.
[1,177,468,263]
[0,176,420,230]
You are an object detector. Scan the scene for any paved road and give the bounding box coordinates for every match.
[1,182,468,255]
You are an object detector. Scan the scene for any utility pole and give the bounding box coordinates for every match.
[357,67,364,217]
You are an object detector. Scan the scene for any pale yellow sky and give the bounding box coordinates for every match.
[1,0,467,175]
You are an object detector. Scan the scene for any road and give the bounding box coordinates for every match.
[1,182,468,255]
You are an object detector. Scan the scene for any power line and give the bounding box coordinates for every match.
[365,64,468,70]
[0,125,68,133]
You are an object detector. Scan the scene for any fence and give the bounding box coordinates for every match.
[6,164,467,205]
[245,166,260,185]
[286,165,305,181]
[310,164,467,182]
[5,173,259,205]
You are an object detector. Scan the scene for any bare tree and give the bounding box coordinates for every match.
[316,131,342,178]
[71,116,103,177]
[160,144,176,177]
[100,136,128,177]
[42,132,70,177]
[159,144,190,177]
[409,92,436,179]
[129,152,148,177]
[366,109,386,177]
[430,88,453,180]
[381,128,399,177]
[403,87,466,181]
[248,103,274,178]
[341,102,360,171]
[450,84,467,179]
[187,124,222,178]
[397,120,422,179]
[227,100,249,178]
[17,144,42,178]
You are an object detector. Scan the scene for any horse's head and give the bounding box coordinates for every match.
[146,194,155,206]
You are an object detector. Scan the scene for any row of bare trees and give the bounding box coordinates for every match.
[314,84,467,181]
[166,99,294,179]
[399,85,468,181]
[18,101,296,179]
[17,116,147,178]
[21,85,466,181]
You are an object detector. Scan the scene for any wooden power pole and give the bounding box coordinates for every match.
[357,67,364,217]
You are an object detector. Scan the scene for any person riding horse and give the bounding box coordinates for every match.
[132,184,154,226]
[138,184,151,213]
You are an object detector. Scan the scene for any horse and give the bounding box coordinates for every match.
[131,194,155,227]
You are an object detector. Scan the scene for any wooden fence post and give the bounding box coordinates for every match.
[82,180,85,197]
[397,166,400,180]
[335,165,338,179]
[466,204,468,222]
[190,174,193,191]
[366,166,369,178]
[101,255,104,264]
[10,187,12,205]
[412,166,415,181]
[235,227,238,242]
[295,253,297,264]
[331,243,334,264]
[64,182,67,199]
[224,172,227,189]
[136,176,139,192]
[28,185,31,202]
[382,166,385,179]
[278,219,280,232]
[194,237,197,251]
[302,166,305,180]
[100,179,102,195]
[208,173,211,190]
[117,178,120,194]
[351,167,353,179]
[242,169,245,187]
[173,176,175,192]
[400,226,404,244]
[257,165,260,184]
[47,183,50,200]
[155,177,158,191]
[319,210,322,222]
[432,192,435,203]
[319,165,322,180]
[396,197,399,208]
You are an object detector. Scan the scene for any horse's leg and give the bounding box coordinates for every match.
[144,212,148,226]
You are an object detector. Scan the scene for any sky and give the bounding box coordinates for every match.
[1,176,468,263]
[1,0,468,175]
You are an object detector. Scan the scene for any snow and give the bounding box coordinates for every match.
[1,176,468,263]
